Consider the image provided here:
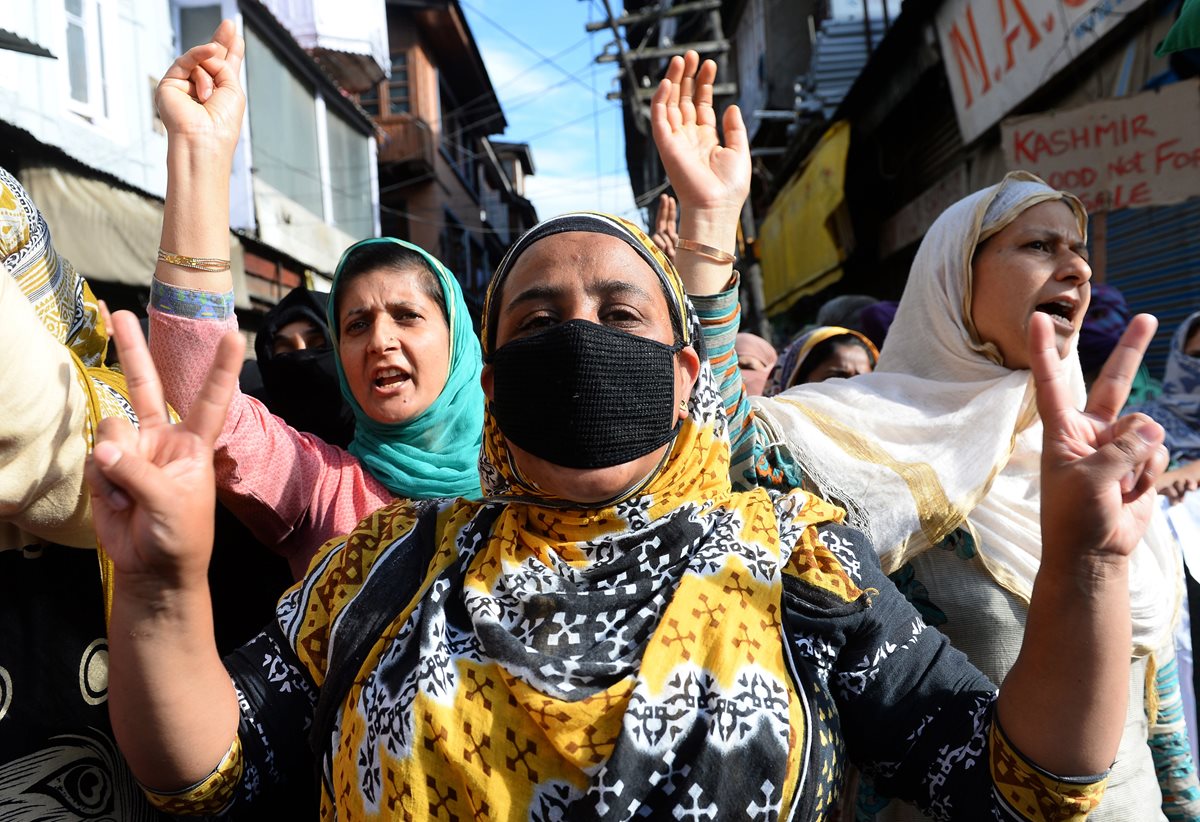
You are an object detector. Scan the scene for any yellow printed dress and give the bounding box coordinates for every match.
[153,213,1107,821]
[169,493,1104,821]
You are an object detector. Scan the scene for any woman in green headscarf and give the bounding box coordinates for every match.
[147,22,483,577]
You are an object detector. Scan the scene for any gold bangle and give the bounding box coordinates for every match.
[157,247,231,272]
[675,238,735,265]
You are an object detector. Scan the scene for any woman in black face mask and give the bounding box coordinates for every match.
[91,211,1166,820]
[251,286,355,449]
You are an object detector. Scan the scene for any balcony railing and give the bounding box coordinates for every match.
[377,115,435,176]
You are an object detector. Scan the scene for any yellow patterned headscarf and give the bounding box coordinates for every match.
[0,165,146,619]
[765,325,879,396]
[0,166,139,435]
[1,167,108,367]
[478,212,722,519]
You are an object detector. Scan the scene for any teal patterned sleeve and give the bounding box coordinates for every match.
[691,281,805,493]
[1150,647,1200,821]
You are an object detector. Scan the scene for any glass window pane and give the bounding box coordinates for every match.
[67,22,88,103]
[244,27,324,218]
[180,6,222,53]
[96,5,107,116]
[360,84,380,117]
[65,0,83,16]
[326,112,374,238]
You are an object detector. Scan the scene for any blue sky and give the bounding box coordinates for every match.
[459,0,641,226]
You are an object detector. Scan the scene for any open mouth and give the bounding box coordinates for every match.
[1035,299,1077,332]
[373,367,410,389]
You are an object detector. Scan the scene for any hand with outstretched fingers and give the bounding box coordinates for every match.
[651,194,679,263]
[85,310,244,591]
[650,51,750,217]
[155,19,245,150]
[1154,462,1200,505]
[1032,312,1168,566]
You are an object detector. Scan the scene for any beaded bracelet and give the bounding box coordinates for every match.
[157,247,231,272]
[675,238,735,265]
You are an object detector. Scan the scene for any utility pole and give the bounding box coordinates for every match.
[590,0,739,217]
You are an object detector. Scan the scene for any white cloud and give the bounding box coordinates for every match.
[525,170,641,226]
[479,45,566,103]
[468,11,639,229]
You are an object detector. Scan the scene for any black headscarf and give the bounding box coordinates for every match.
[253,287,355,448]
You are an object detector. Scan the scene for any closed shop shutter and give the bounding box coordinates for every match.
[1104,196,1200,377]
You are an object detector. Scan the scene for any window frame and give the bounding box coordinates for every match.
[357,49,411,119]
[63,0,110,123]
[387,52,410,115]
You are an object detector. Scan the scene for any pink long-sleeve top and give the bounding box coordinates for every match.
[149,283,393,578]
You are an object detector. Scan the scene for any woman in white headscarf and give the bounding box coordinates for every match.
[652,52,1200,821]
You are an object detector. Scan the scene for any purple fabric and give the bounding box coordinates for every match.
[859,301,899,351]
[1078,284,1130,374]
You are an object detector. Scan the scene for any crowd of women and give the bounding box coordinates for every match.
[3,17,1200,821]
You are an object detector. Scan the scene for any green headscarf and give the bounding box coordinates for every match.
[328,238,484,500]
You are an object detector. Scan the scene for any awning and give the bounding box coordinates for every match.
[0,28,55,58]
[758,121,852,315]
[20,165,251,308]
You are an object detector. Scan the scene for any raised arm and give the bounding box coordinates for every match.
[143,21,243,438]
[650,56,801,490]
[146,19,240,423]
[86,310,243,790]
[147,22,382,567]
[999,312,1168,772]
[649,51,749,297]
[154,19,243,294]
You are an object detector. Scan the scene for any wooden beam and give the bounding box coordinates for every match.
[596,39,730,64]
[584,0,723,32]
[605,82,737,101]
[599,0,649,135]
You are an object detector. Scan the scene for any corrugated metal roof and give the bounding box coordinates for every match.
[805,18,890,118]
[1104,197,1200,377]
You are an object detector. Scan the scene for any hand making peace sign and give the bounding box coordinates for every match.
[85,311,244,589]
[1030,311,1168,565]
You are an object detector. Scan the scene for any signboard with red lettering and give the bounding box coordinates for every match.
[937,0,1150,143]
[1001,80,1200,211]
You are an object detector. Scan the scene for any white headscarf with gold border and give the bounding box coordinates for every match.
[751,171,1176,656]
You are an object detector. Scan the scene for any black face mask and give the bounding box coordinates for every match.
[488,319,684,469]
[258,348,356,449]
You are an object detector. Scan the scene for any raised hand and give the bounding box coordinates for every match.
[650,194,679,263]
[650,53,747,295]
[1032,312,1168,565]
[85,310,243,588]
[650,51,750,215]
[155,19,245,148]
